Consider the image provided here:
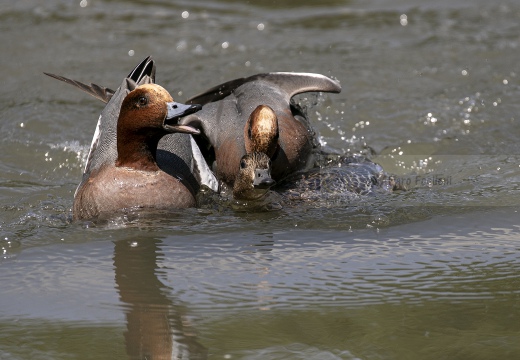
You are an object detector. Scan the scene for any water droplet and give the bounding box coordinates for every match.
[503,79,508,85]
[128,50,135,56]
[181,11,189,19]
[257,23,265,31]
[400,14,408,26]
[176,40,187,51]
[221,42,229,49]
[80,0,87,7]
[461,69,468,76]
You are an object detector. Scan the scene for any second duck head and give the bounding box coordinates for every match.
[233,152,276,201]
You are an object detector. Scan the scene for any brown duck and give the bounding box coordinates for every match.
[73,84,201,220]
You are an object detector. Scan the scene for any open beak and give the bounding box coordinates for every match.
[164,102,202,134]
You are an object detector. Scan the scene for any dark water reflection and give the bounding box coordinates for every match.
[2,0,520,358]
[114,238,207,359]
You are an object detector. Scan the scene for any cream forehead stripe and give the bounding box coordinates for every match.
[135,84,173,101]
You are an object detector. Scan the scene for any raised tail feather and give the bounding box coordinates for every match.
[127,55,156,83]
[44,56,156,104]
[43,72,115,104]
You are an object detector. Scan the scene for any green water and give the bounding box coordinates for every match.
[1,0,520,359]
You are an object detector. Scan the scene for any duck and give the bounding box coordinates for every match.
[223,104,278,201]
[229,105,398,203]
[233,141,401,204]
[73,83,201,220]
[45,57,213,220]
[211,105,277,202]
[45,57,218,203]
[239,103,401,200]
[179,72,342,187]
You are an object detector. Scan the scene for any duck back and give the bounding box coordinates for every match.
[182,72,341,186]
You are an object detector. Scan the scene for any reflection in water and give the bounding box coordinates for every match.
[114,238,207,360]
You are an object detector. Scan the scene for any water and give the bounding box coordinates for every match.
[1,0,520,359]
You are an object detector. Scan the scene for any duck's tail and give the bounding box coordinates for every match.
[43,56,156,103]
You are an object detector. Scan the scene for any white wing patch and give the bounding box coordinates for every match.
[83,114,102,173]
[190,136,219,192]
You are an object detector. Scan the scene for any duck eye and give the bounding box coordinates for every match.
[138,96,148,106]
[240,159,247,169]
[247,127,252,139]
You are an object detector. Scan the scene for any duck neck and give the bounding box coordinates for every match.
[115,132,161,172]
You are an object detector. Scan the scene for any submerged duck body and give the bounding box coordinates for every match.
[228,106,399,203]
[234,151,400,205]
[46,57,208,220]
[181,72,341,186]
[279,155,400,202]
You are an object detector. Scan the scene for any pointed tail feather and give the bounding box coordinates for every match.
[44,72,115,104]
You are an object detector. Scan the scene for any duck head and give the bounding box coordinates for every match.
[233,152,276,201]
[116,84,202,171]
[244,105,279,158]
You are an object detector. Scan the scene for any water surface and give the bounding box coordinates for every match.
[1,0,520,359]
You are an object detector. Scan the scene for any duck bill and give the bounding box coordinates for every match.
[253,168,276,189]
[164,102,202,134]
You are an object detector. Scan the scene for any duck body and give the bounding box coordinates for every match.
[46,57,217,211]
[71,83,201,220]
[46,58,205,220]
[43,57,217,219]
[181,72,341,186]
[73,164,196,220]
[279,156,399,202]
